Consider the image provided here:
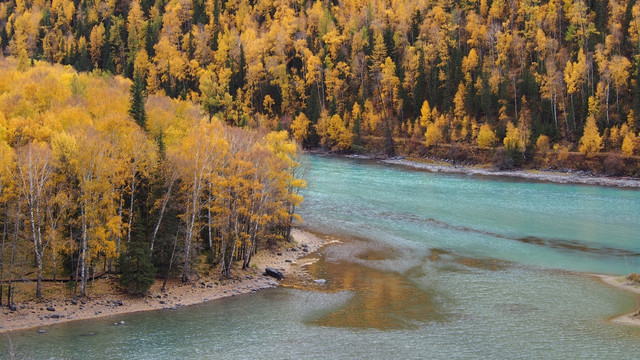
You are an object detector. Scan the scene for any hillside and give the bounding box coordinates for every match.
[0,58,304,304]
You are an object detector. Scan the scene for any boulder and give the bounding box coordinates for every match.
[46,306,55,312]
[313,279,327,285]
[264,267,284,280]
[9,304,17,311]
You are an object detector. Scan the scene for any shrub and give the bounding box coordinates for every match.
[535,135,550,155]
[603,153,624,176]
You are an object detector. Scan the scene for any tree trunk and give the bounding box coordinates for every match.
[224,216,240,277]
[552,92,558,128]
[8,208,19,306]
[127,176,136,244]
[162,231,179,292]
[182,181,200,283]
[0,206,7,306]
[52,245,57,282]
[116,193,123,254]
[35,253,42,300]
[80,204,88,297]
[513,74,518,121]
[207,190,212,251]
[28,200,44,300]
[606,83,610,127]
[570,93,576,131]
[151,174,175,252]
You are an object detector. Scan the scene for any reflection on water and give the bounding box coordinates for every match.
[306,248,442,330]
[282,236,518,330]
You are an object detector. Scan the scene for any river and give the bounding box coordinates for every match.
[4,155,640,359]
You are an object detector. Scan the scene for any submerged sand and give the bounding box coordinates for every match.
[0,228,327,334]
[594,274,640,326]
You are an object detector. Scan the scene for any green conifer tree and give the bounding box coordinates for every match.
[129,70,147,129]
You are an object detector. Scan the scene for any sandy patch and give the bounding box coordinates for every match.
[592,274,640,326]
[0,228,327,334]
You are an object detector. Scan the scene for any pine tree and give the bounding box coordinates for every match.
[0,25,8,52]
[76,41,91,72]
[119,240,156,295]
[129,70,147,129]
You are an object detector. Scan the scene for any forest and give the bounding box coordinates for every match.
[2,0,640,173]
[2,0,640,303]
[0,57,305,305]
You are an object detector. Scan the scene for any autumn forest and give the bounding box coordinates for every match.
[3,0,640,165]
[0,57,305,305]
[1,0,640,303]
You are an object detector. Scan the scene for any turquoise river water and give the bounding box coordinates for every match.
[3,155,640,359]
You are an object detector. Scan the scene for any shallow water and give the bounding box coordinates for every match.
[4,155,640,359]
[301,156,640,275]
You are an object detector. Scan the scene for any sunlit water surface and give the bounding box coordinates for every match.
[4,155,640,359]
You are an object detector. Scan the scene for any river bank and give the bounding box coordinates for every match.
[379,157,640,188]
[594,274,640,326]
[0,228,327,334]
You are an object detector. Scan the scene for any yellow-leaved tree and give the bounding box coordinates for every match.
[290,113,310,144]
[168,119,229,282]
[621,131,637,156]
[11,141,55,300]
[316,112,352,151]
[477,123,496,149]
[579,115,603,157]
[265,131,306,243]
[424,114,445,147]
[52,126,122,297]
[503,121,521,153]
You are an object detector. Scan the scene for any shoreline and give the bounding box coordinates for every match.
[3,228,639,333]
[385,158,640,188]
[592,274,640,326]
[0,228,328,334]
[332,153,640,188]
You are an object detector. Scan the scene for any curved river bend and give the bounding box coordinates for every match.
[4,155,640,359]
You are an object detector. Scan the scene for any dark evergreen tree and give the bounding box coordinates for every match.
[129,70,147,129]
[230,44,246,95]
[0,25,8,53]
[75,41,91,72]
[119,240,156,295]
